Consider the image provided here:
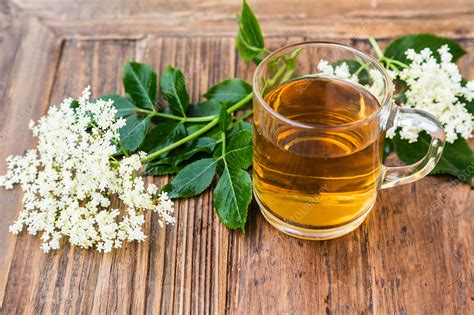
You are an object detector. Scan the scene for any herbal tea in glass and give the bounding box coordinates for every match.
[252,42,445,239]
[254,76,383,228]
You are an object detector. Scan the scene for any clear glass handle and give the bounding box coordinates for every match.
[381,106,446,189]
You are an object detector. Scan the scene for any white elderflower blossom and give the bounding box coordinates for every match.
[394,45,473,143]
[317,59,385,99]
[317,60,359,83]
[317,47,473,144]
[0,87,175,253]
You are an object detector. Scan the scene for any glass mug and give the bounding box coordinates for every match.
[252,42,446,240]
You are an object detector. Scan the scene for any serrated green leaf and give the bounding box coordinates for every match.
[236,31,265,63]
[384,34,466,64]
[123,62,157,110]
[186,123,207,135]
[240,0,264,49]
[235,0,266,64]
[140,121,186,154]
[228,120,253,137]
[120,115,150,152]
[186,100,221,117]
[393,132,474,184]
[226,130,253,169]
[165,158,218,198]
[143,163,182,176]
[100,94,138,118]
[214,166,252,230]
[203,78,252,107]
[160,65,189,117]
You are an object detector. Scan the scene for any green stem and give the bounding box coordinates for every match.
[237,109,253,121]
[141,92,253,163]
[135,108,185,121]
[267,64,287,87]
[226,92,253,114]
[186,115,216,122]
[388,64,399,72]
[368,37,384,58]
[149,111,185,121]
[142,107,242,123]
[110,160,120,168]
[142,118,218,163]
[263,48,272,55]
[228,109,253,130]
[353,57,369,76]
[220,131,226,157]
[381,57,408,68]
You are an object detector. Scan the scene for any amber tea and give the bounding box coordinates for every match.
[253,42,445,240]
[253,76,384,229]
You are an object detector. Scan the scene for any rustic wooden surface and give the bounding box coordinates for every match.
[0,0,473,314]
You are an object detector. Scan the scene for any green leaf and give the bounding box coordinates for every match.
[159,137,218,166]
[100,94,138,118]
[120,115,150,152]
[165,158,218,198]
[384,34,466,64]
[235,0,266,64]
[226,130,253,169]
[228,120,253,137]
[186,100,221,117]
[143,163,182,176]
[160,65,189,117]
[214,166,252,230]
[393,132,474,184]
[236,31,264,63]
[140,121,186,154]
[123,62,157,110]
[219,104,231,132]
[203,78,252,107]
[240,0,264,49]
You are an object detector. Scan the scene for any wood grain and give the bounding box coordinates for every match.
[0,1,472,314]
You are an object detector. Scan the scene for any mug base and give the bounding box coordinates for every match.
[255,192,375,240]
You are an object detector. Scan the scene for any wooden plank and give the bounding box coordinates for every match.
[12,0,473,21]
[0,2,22,107]
[11,0,474,39]
[0,13,62,310]
[0,2,472,314]
[39,17,474,40]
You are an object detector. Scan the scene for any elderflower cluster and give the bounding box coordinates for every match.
[317,60,359,82]
[317,60,391,100]
[317,46,474,144]
[394,45,473,143]
[0,87,174,253]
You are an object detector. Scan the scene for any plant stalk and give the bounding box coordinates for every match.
[368,37,384,59]
[141,92,253,163]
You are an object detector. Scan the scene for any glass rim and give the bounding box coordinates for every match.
[252,41,393,130]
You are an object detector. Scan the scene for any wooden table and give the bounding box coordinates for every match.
[0,1,472,314]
